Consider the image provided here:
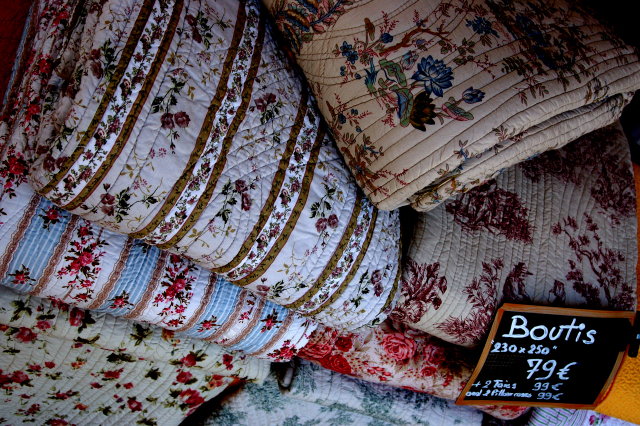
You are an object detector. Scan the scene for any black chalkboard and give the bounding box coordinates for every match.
[456,304,634,408]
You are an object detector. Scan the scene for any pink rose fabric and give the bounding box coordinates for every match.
[68,308,84,327]
[299,319,528,420]
[15,327,37,343]
[381,332,417,361]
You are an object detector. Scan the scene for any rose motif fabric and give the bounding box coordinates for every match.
[0,179,314,361]
[0,286,269,426]
[263,0,640,211]
[298,319,529,420]
[391,122,637,346]
[15,0,401,330]
[0,0,399,329]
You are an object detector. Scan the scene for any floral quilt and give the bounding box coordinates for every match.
[390,121,637,346]
[0,286,269,426]
[298,319,529,420]
[263,0,640,211]
[282,359,483,425]
[0,179,314,361]
[204,362,483,426]
[526,409,636,426]
[14,0,400,330]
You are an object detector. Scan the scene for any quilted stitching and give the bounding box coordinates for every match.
[392,121,637,346]
[14,0,401,330]
[263,0,640,211]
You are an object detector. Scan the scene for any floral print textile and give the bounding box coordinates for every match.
[12,0,402,331]
[0,180,315,360]
[264,0,640,211]
[204,363,483,426]
[206,371,392,426]
[0,286,269,426]
[526,408,636,426]
[283,359,483,425]
[391,122,637,346]
[298,320,529,420]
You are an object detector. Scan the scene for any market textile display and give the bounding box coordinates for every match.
[298,319,528,420]
[0,181,315,360]
[204,362,483,426]
[263,0,640,211]
[19,0,401,330]
[390,121,637,346]
[1,0,639,423]
[0,286,270,426]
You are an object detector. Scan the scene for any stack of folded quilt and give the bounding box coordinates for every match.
[1,0,639,423]
[21,0,401,331]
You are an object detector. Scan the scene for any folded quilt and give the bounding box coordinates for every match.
[203,363,483,426]
[0,286,269,426]
[283,359,483,425]
[391,121,637,346]
[298,319,528,420]
[204,369,394,426]
[526,409,634,426]
[0,181,314,360]
[263,0,640,211]
[14,0,401,330]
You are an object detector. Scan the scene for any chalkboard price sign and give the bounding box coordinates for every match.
[456,304,634,408]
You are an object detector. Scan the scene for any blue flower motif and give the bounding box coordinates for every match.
[380,33,393,43]
[351,108,358,115]
[338,113,347,124]
[355,73,361,79]
[411,56,454,98]
[339,41,359,64]
[465,17,498,37]
[462,87,485,104]
[400,50,418,70]
[340,41,353,56]
[356,126,362,132]
[340,66,346,76]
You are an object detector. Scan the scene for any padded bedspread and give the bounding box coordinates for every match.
[391,121,637,346]
[0,286,269,426]
[203,361,484,426]
[0,179,314,360]
[263,0,640,211]
[2,0,401,330]
[283,359,483,425]
[298,319,529,419]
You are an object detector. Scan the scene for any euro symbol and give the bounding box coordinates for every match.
[552,383,562,391]
[557,362,577,380]
[552,393,563,400]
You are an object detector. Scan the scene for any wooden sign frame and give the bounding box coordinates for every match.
[456,304,634,409]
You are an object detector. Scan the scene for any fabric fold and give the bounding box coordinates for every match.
[0,178,315,360]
